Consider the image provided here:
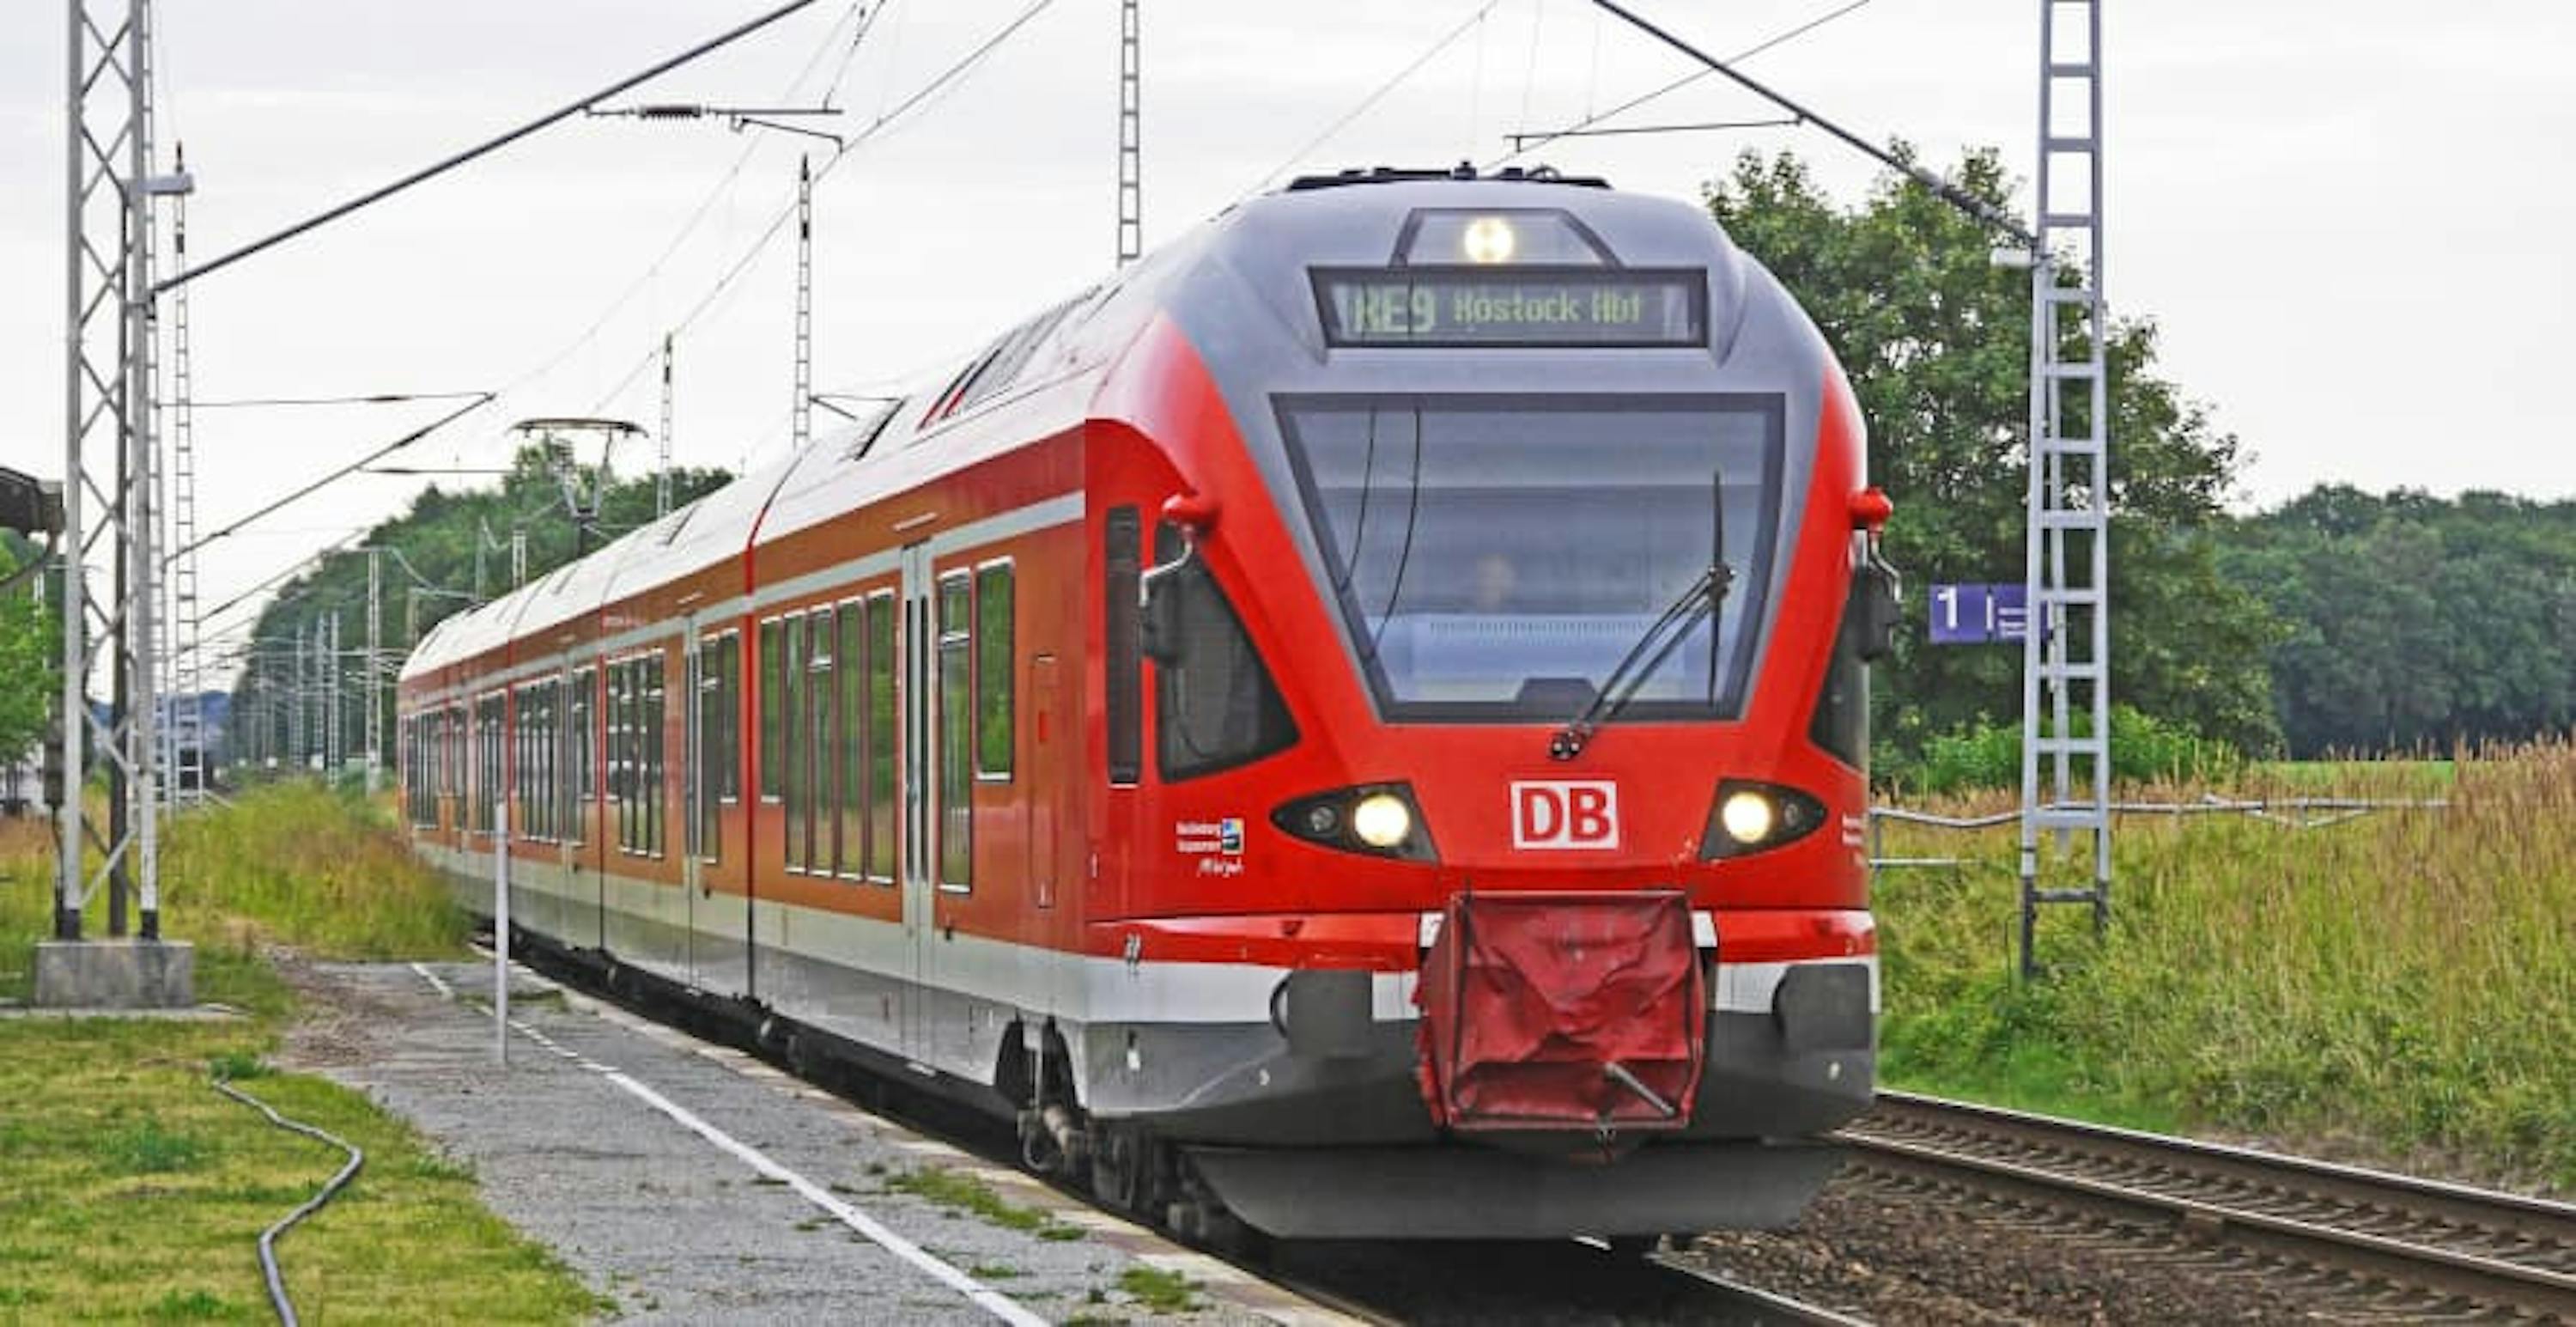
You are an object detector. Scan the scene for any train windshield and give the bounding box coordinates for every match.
[1277,395,1782,722]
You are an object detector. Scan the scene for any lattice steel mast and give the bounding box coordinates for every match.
[2016,0,2111,977]
[60,0,185,940]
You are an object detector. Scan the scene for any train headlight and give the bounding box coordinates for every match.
[1272,783,1437,862]
[1719,789,1775,844]
[1351,794,1413,849]
[1701,780,1829,860]
[1461,216,1517,265]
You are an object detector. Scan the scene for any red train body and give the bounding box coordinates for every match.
[399,170,1886,1240]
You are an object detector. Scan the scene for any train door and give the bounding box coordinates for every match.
[899,542,936,1062]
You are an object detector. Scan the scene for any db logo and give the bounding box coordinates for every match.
[1511,780,1620,849]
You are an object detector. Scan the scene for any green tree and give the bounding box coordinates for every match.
[0,533,62,765]
[1706,149,2283,765]
[2221,485,2576,755]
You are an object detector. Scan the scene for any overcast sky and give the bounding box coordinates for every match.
[3,0,2571,664]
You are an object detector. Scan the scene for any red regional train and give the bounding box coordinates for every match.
[398,167,1899,1243]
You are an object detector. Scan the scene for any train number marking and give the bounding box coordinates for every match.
[1512,781,1620,850]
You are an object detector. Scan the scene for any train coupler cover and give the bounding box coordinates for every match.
[1415,889,1706,1134]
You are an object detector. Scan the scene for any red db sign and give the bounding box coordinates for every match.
[1512,781,1620,849]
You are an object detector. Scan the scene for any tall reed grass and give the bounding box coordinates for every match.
[1,782,465,999]
[1877,744,2575,1190]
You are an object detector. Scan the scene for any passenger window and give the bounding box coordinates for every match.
[758,617,785,800]
[785,614,809,871]
[866,592,897,881]
[937,572,974,891]
[804,608,834,874]
[975,562,1014,779]
[835,601,867,879]
[1106,508,1141,785]
[1153,526,1298,782]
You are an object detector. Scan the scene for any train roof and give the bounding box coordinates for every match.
[401,169,1765,685]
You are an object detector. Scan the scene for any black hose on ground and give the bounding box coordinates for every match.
[211,1073,367,1327]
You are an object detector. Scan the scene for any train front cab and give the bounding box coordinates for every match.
[1073,182,1886,1240]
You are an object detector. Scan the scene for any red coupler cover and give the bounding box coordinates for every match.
[1416,890,1706,1132]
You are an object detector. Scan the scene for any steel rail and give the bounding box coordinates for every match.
[1645,1251,1869,1325]
[1842,1091,2576,1319]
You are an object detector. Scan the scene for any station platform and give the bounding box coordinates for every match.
[291,959,1347,1325]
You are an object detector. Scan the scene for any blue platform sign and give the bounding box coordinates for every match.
[1929,582,2039,645]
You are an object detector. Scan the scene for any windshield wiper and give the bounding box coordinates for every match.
[1549,468,1734,761]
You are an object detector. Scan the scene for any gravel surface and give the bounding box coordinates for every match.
[1682,1164,2482,1324]
[281,959,1333,1325]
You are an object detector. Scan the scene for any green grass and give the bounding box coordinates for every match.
[885,1166,1083,1240]
[0,785,605,1323]
[1116,1264,1201,1313]
[1875,744,2576,1190]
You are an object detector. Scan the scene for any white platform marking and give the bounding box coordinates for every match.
[410,964,1043,1327]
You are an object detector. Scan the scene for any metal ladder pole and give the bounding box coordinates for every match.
[167,139,203,807]
[791,155,812,452]
[2017,0,2111,978]
[1115,0,1142,265]
[655,332,674,518]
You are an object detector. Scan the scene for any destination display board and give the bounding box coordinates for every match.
[1312,267,1707,348]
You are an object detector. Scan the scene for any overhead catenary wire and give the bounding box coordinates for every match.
[1492,0,1879,167]
[157,0,831,297]
[578,0,1062,420]
[172,393,495,566]
[174,391,492,411]
[491,0,889,405]
[1578,0,2032,243]
[1239,2,1502,201]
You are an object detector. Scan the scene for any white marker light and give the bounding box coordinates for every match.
[1351,793,1413,849]
[1720,789,1776,844]
[1461,216,1517,265]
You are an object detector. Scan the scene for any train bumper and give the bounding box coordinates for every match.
[1185,1138,1847,1239]
[1082,908,1877,1159]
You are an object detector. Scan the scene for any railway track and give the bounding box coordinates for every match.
[1838,1091,2576,1321]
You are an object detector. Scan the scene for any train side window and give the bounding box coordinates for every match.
[1151,525,1298,782]
[715,636,739,802]
[476,692,504,833]
[937,571,974,892]
[784,613,810,872]
[758,616,785,801]
[835,600,867,880]
[866,591,897,882]
[697,630,736,863]
[514,683,539,841]
[1809,586,1870,769]
[450,703,467,818]
[568,667,593,845]
[975,561,1014,780]
[610,661,631,852]
[1105,508,1141,785]
[805,607,835,874]
[644,653,666,857]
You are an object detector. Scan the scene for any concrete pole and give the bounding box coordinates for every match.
[368,549,383,794]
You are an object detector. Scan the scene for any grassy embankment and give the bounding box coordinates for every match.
[0,783,605,1323]
[1875,748,2573,1191]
